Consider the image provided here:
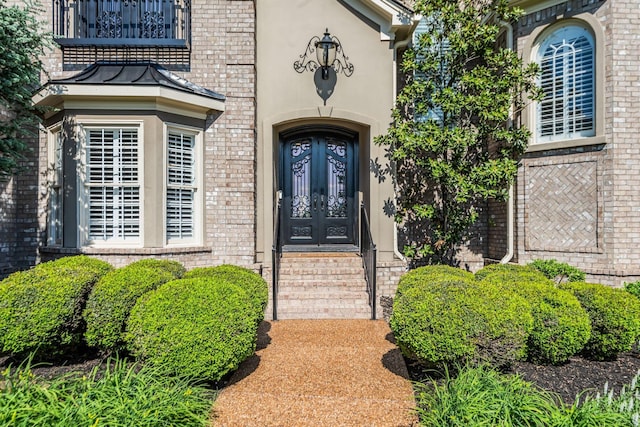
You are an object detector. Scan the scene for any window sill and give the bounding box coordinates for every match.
[40,246,212,256]
[526,135,606,153]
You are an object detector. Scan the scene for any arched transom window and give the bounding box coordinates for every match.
[537,25,595,143]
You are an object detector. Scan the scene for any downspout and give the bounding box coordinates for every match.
[391,34,413,263]
[499,20,515,264]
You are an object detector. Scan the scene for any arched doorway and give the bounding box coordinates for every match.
[279,126,358,248]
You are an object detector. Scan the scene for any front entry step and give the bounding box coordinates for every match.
[275,253,371,320]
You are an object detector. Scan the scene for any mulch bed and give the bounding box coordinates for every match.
[406,351,640,405]
[0,348,105,381]
[511,352,640,404]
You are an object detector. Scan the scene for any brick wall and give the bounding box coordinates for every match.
[194,0,257,267]
[0,137,41,278]
[0,0,259,273]
[512,0,640,286]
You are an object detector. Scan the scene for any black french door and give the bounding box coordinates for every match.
[281,129,357,246]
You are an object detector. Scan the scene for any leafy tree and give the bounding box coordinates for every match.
[377,0,541,265]
[0,0,50,180]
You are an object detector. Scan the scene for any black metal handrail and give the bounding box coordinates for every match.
[53,0,191,47]
[272,199,282,321]
[360,202,377,320]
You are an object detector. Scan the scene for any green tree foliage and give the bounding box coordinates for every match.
[377,0,540,265]
[0,0,50,180]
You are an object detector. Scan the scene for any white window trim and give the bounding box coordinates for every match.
[77,121,145,248]
[525,16,605,152]
[535,24,595,144]
[47,125,64,246]
[163,122,203,247]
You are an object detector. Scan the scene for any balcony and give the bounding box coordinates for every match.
[53,0,190,48]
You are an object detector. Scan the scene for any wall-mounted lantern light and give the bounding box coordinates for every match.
[294,29,354,80]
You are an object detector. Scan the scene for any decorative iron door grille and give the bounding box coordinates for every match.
[281,129,357,246]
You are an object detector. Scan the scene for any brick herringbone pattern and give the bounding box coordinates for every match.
[526,161,599,251]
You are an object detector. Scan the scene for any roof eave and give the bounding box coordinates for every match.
[34,83,225,119]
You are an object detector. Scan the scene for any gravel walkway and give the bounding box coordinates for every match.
[212,320,418,426]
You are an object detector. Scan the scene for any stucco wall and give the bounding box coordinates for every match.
[255,0,413,264]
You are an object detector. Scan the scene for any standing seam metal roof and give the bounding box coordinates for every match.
[50,62,225,101]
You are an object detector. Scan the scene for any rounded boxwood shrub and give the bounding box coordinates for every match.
[0,256,113,357]
[127,259,186,279]
[482,277,591,365]
[395,265,474,297]
[84,265,176,353]
[528,259,586,283]
[390,279,532,370]
[625,281,640,299]
[475,263,548,282]
[560,282,640,360]
[125,277,258,381]
[183,265,268,323]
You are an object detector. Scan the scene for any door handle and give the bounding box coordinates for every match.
[313,195,318,211]
[320,195,325,211]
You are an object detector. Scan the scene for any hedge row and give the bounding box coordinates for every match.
[391,278,532,369]
[0,257,268,382]
[480,271,591,365]
[184,265,268,324]
[126,277,259,380]
[391,263,640,370]
[0,256,113,357]
[83,262,179,353]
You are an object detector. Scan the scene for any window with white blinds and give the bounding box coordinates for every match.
[537,26,595,143]
[412,16,448,124]
[85,128,140,243]
[166,130,196,242]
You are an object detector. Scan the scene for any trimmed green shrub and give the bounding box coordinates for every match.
[482,276,591,365]
[625,280,640,299]
[0,256,113,357]
[390,279,532,370]
[529,259,586,283]
[184,264,268,323]
[474,263,548,282]
[84,265,176,353]
[560,282,640,360]
[127,258,186,279]
[126,277,258,381]
[395,264,474,296]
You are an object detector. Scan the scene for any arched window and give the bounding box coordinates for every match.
[536,25,595,143]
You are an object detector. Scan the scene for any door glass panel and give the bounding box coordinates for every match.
[291,140,312,218]
[326,139,347,218]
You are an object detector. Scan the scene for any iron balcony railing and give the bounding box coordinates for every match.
[360,202,377,320]
[53,0,191,47]
[272,199,282,321]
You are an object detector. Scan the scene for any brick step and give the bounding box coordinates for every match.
[271,253,370,320]
[278,291,370,301]
[278,287,368,294]
[280,255,363,266]
[278,267,364,277]
[280,256,363,264]
[275,307,372,320]
[278,279,367,287]
[278,265,364,274]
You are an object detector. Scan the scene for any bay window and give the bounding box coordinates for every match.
[84,127,141,245]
